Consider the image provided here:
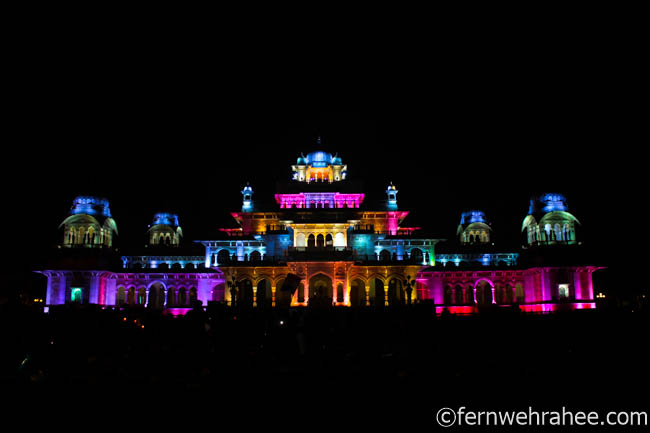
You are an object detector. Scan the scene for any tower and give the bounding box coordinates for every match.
[386,182,398,210]
[59,196,118,248]
[242,183,254,212]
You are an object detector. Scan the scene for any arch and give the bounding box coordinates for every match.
[275,278,292,308]
[325,233,333,247]
[308,274,333,307]
[116,287,126,305]
[297,282,305,303]
[178,287,187,306]
[316,234,325,248]
[256,279,272,308]
[188,287,197,305]
[184,263,195,270]
[127,287,136,305]
[217,249,231,265]
[370,278,386,307]
[336,282,344,303]
[237,279,254,308]
[444,285,453,305]
[171,263,182,271]
[307,234,316,248]
[137,287,147,305]
[454,285,464,305]
[350,279,366,307]
[296,233,306,247]
[475,279,494,305]
[379,250,391,261]
[465,286,474,304]
[167,286,177,307]
[505,284,514,304]
[410,248,423,263]
[334,232,345,247]
[388,278,404,305]
[147,282,166,309]
[515,283,525,303]
[250,251,262,262]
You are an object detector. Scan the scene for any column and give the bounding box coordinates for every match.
[253,284,257,307]
[271,284,276,307]
[304,281,309,305]
[365,283,370,306]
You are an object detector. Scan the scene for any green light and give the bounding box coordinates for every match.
[71,287,82,303]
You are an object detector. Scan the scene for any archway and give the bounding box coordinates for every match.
[250,251,261,262]
[350,279,366,307]
[475,279,494,305]
[178,287,187,306]
[275,278,292,308]
[316,234,325,248]
[296,233,306,247]
[444,285,453,305]
[308,274,333,307]
[326,234,333,247]
[307,234,316,248]
[257,279,272,308]
[147,282,165,309]
[167,287,177,307]
[371,278,386,306]
[388,278,404,305]
[217,250,230,264]
[127,287,136,305]
[379,250,391,261]
[116,287,126,305]
[237,279,254,308]
[336,282,344,303]
[410,248,423,263]
[454,285,464,305]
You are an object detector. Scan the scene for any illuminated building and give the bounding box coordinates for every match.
[37,149,602,314]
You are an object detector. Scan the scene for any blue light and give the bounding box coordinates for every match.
[540,193,568,212]
[305,151,333,166]
[460,211,486,225]
[70,196,112,217]
[153,213,179,226]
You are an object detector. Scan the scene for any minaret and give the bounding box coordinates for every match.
[386,182,398,210]
[242,183,254,212]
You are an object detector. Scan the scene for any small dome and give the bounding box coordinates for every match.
[332,154,342,165]
[297,156,307,165]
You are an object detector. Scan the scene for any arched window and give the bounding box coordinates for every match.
[296,233,306,247]
[334,232,345,247]
[316,234,325,248]
[410,248,423,263]
[217,250,230,264]
[379,250,391,261]
[325,234,333,246]
[250,251,261,261]
[308,234,316,248]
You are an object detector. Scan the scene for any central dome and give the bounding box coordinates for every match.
[305,151,333,166]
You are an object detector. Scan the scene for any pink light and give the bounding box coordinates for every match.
[436,306,476,315]
[163,308,192,317]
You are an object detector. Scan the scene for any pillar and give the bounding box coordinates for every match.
[271,284,276,307]
[365,283,370,306]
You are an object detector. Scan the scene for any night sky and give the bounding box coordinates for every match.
[2,58,637,296]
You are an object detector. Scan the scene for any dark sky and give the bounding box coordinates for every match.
[2,47,638,293]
